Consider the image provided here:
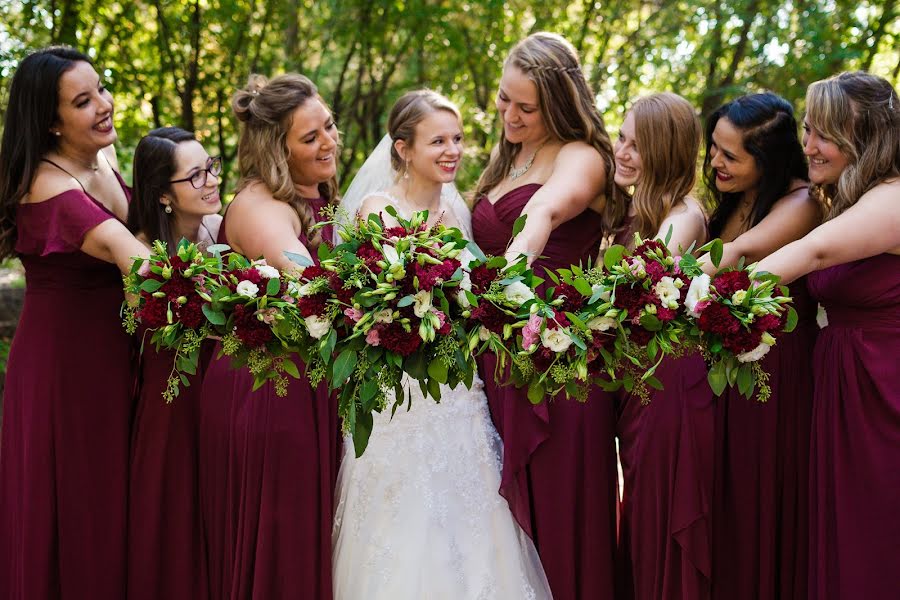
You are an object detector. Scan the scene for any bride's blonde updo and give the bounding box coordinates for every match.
[231,73,338,248]
[387,89,461,175]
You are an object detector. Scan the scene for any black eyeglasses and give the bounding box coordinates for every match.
[170,156,223,189]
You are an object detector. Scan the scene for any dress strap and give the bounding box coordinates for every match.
[40,158,87,193]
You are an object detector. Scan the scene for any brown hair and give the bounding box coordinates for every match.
[805,71,900,219]
[629,93,702,242]
[388,89,461,174]
[231,73,338,248]
[474,32,625,232]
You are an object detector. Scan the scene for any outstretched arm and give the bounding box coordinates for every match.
[504,142,606,263]
[700,188,821,274]
[756,181,900,283]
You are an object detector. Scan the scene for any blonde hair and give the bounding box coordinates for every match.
[474,32,625,232]
[388,89,461,174]
[629,93,702,243]
[232,73,338,248]
[805,71,900,219]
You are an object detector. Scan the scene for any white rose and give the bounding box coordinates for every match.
[684,274,711,318]
[255,264,280,279]
[540,327,573,353]
[503,281,534,304]
[236,280,259,298]
[478,325,492,341]
[737,342,772,363]
[374,308,394,323]
[654,276,681,309]
[412,290,433,318]
[382,244,400,266]
[304,314,331,339]
[587,316,618,332]
[591,284,611,302]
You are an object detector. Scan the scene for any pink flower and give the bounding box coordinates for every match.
[366,328,381,347]
[522,314,543,349]
[344,307,364,322]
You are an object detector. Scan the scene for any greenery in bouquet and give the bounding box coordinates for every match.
[205,252,319,397]
[312,205,475,456]
[680,239,797,401]
[122,239,225,401]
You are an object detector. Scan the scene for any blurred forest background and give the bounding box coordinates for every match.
[1,0,898,194]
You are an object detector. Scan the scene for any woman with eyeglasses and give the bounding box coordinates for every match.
[124,127,222,600]
[0,47,149,599]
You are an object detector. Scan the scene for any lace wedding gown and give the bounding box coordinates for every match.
[331,192,552,600]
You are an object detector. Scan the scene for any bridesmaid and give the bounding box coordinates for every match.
[758,71,900,600]
[198,74,340,599]
[125,127,222,600]
[701,94,822,600]
[0,47,148,599]
[610,92,711,600]
[471,32,624,600]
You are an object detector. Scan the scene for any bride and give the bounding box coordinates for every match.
[331,90,552,600]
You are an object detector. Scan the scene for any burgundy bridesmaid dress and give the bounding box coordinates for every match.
[711,279,817,600]
[127,337,213,600]
[0,180,135,599]
[471,183,618,600]
[805,254,900,600]
[614,218,715,600]
[198,197,339,600]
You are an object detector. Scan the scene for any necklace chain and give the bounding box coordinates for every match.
[508,140,547,181]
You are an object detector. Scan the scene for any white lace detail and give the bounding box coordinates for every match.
[332,373,549,599]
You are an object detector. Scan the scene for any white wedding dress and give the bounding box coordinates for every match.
[331,156,552,599]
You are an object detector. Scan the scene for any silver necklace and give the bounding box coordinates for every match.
[508,140,547,181]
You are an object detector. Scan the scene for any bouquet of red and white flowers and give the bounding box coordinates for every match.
[312,206,475,455]
[123,239,226,401]
[681,240,796,401]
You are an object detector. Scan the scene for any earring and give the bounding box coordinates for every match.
[52,131,61,137]
[164,205,173,214]
[403,159,410,180]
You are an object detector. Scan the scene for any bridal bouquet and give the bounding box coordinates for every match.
[312,206,475,455]
[681,241,797,401]
[123,240,225,401]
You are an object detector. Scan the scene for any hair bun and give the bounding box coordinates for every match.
[232,74,269,121]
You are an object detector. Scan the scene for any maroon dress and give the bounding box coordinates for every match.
[127,336,213,600]
[614,219,716,600]
[806,254,900,599]
[0,181,135,599]
[472,183,617,600]
[711,279,817,600]
[198,197,339,600]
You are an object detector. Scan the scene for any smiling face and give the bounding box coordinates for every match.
[165,140,222,218]
[285,97,339,192]
[54,60,116,150]
[802,119,850,185]
[496,65,548,146]
[708,117,761,195]
[614,111,642,187]
[395,109,463,185]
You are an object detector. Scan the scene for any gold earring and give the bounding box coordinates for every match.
[403,159,410,180]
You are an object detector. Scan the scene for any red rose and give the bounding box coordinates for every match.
[723,326,762,354]
[379,321,421,356]
[232,304,273,349]
[553,283,583,314]
[713,270,751,297]
[698,301,741,336]
[469,264,498,294]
